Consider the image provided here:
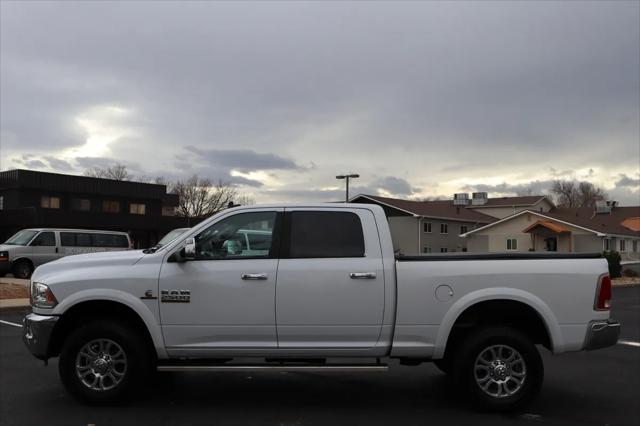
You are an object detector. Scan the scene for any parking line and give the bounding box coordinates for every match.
[0,320,21,328]
[618,340,640,348]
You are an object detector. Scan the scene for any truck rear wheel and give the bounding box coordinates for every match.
[59,320,149,404]
[451,326,543,412]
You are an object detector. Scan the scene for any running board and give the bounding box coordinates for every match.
[157,364,388,373]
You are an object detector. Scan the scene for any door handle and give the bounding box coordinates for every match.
[349,272,377,279]
[241,273,268,280]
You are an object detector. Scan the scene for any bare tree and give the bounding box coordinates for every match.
[551,180,607,208]
[171,175,237,218]
[84,163,132,181]
[236,194,256,206]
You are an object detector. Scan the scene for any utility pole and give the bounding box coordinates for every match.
[336,173,359,203]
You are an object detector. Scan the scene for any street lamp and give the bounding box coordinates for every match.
[336,173,359,203]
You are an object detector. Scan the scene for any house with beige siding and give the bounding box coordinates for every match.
[350,193,555,255]
[462,204,640,260]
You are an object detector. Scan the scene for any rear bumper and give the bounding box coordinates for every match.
[583,320,620,351]
[22,313,58,360]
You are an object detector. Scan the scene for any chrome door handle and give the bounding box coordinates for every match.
[350,272,377,279]
[241,273,268,280]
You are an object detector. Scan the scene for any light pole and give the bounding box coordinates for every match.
[336,173,359,203]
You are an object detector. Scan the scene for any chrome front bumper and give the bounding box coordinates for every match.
[584,320,620,351]
[22,313,58,360]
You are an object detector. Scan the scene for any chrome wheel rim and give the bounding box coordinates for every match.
[474,344,526,398]
[75,338,127,392]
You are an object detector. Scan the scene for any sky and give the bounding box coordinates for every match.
[1,0,639,205]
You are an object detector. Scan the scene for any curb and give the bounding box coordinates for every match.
[0,299,30,311]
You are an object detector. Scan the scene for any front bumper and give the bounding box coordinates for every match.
[584,320,620,351]
[22,313,58,360]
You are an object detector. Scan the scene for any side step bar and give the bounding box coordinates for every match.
[157,364,388,373]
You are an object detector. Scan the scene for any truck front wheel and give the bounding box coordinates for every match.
[58,320,149,404]
[451,326,543,412]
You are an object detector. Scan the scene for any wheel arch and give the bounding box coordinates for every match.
[433,288,562,359]
[48,293,166,359]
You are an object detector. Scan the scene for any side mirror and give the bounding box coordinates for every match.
[184,237,196,259]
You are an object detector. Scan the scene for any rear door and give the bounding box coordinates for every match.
[275,208,385,349]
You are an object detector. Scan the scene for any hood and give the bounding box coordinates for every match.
[32,250,146,283]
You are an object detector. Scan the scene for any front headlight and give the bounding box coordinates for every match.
[30,282,58,308]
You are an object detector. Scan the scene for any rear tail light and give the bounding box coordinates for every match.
[595,274,612,311]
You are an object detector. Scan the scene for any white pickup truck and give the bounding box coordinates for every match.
[22,203,619,411]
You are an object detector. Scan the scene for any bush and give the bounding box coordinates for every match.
[603,251,622,278]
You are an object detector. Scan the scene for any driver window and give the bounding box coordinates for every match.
[31,232,56,247]
[194,211,277,260]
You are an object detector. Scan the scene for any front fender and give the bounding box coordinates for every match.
[47,289,167,359]
[433,287,562,359]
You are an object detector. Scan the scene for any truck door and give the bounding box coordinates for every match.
[158,209,282,356]
[275,208,385,350]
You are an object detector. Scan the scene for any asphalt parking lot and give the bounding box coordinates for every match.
[1,287,638,426]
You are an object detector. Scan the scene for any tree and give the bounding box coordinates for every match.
[236,195,256,206]
[551,180,607,208]
[84,163,132,181]
[171,175,237,218]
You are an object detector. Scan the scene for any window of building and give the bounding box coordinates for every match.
[129,203,146,215]
[0,195,3,210]
[440,248,448,253]
[424,222,432,233]
[72,198,91,211]
[604,238,612,251]
[460,225,468,234]
[40,196,60,209]
[30,232,55,247]
[423,246,432,253]
[102,200,120,213]
[507,238,518,251]
[620,239,626,252]
[633,240,638,253]
[289,211,365,258]
[440,223,448,234]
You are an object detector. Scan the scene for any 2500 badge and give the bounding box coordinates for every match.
[161,289,191,303]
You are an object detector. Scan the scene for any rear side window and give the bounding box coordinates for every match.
[61,232,92,247]
[288,211,365,258]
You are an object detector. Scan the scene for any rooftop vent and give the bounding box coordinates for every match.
[471,192,488,205]
[595,200,616,214]
[453,193,470,206]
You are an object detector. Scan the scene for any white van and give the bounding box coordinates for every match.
[0,228,131,278]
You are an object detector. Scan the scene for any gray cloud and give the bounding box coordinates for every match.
[615,173,640,188]
[1,1,638,205]
[188,146,302,172]
[462,181,555,197]
[371,176,417,196]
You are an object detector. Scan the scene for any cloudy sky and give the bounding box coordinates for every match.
[1,1,639,204]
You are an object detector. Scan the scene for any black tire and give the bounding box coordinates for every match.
[433,358,452,375]
[12,260,33,279]
[451,326,543,412]
[58,320,151,404]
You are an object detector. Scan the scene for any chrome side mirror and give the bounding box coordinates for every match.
[183,237,196,259]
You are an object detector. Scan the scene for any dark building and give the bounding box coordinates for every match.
[0,169,200,248]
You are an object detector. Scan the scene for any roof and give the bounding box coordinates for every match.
[463,206,640,238]
[523,220,570,234]
[467,195,549,208]
[0,169,173,202]
[351,194,496,223]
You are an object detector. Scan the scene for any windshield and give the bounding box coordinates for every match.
[157,228,189,246]
[4,230,39,246]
